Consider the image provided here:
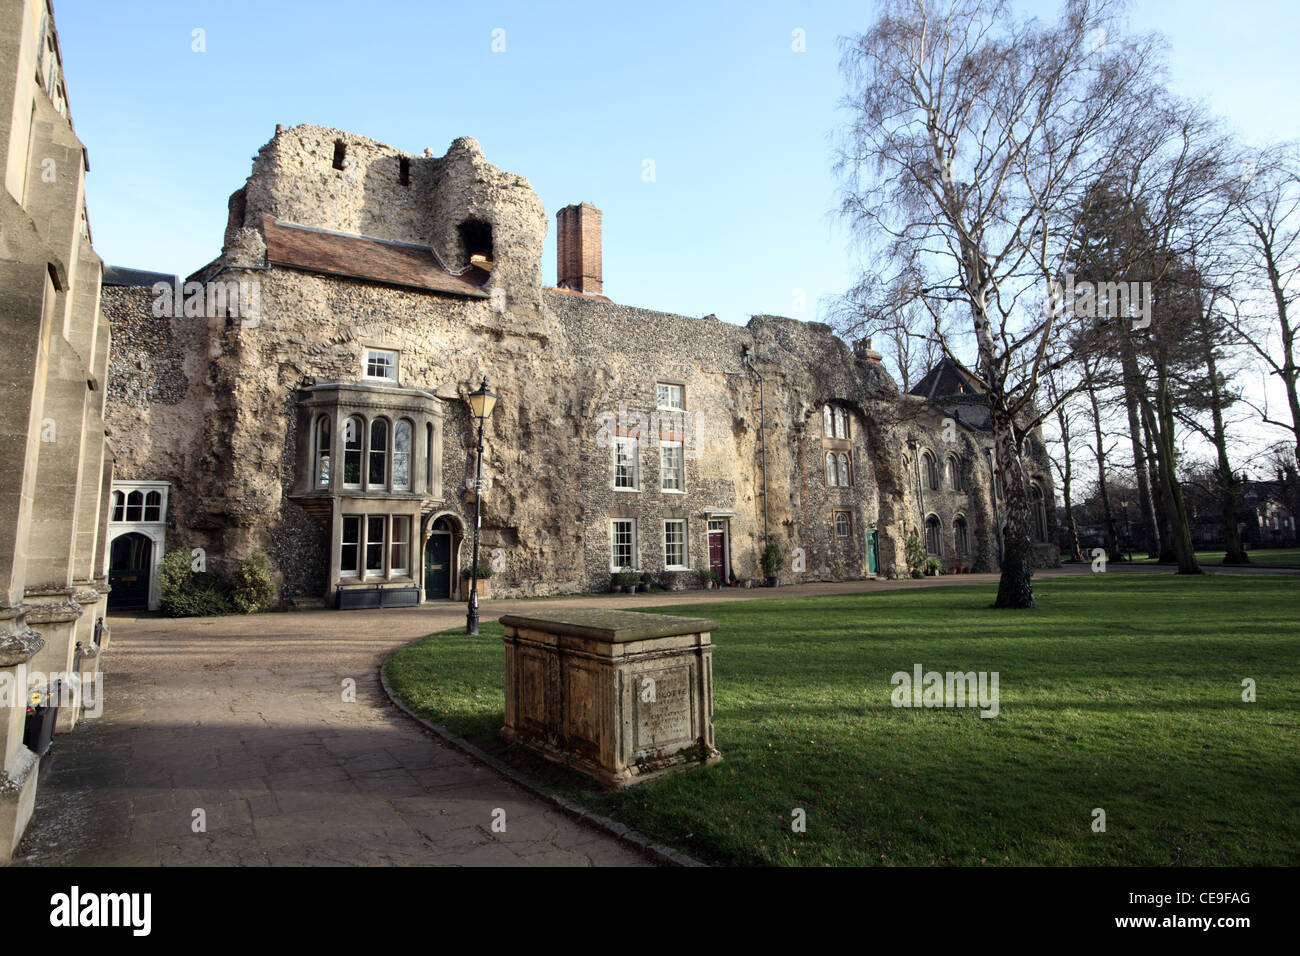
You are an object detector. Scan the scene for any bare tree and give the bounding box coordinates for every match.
[835,0,1161,607]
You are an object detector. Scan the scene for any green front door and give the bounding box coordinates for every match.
[866,529,879,575]
[424,533,451,600]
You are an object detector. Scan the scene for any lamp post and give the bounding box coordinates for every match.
[465,377,497,636]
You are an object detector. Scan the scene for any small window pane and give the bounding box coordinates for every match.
[344,417,363,487]
[657,383,684,410]
[112,492,124,522]
[615,438,637,489]
[317,417,332,487]
[664,520,687,568]
[369,420,388,487]
[341,516,361,576]
[366,516,386,573]
[365,349,397,381]
[838,453,850,487]
[835,513,850,538]
[391,515,410,574]
[823,405,833,437]
[393,421,411,491]
[144,491,162,522]
[661,443,683,491]
[826,452,837,486]
[126,491,143,522]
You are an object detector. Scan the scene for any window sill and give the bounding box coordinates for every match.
[612,486,641,493]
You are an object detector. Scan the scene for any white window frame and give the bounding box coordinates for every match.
[656,382,685,411]
[613,436,639,491]
[663,519,688,570]
[610,518,638,571]
[661,441,684,493]
[363,348,399,383]
[390,515,411,576]
[365,515,387,576]
[340,515,362,578]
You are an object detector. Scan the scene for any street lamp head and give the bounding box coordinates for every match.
[467,377,498,421]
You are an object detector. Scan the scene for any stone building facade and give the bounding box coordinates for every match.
[1,0,113,861]
[101,123,1058,610]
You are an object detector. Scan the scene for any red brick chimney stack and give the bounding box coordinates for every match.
[557,202,602,294]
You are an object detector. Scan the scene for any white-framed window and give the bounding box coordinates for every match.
[366,515,386,574]
[393,420,412,491]
[316,415,332,488]
[343,416,363,488]
[364,348,398,382]
[661,441,684,492]
[341,516,361,577]
[111,491,124,522]
[614,436,638,490]
[656,382,685,411]
[144,491,162,522]
[610,518,637,571]
[369,419,388,488]
[390,515,411,575]
[664,519,688,569]
[835,511,851,538]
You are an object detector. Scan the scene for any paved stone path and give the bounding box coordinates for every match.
[16,563,1295,866]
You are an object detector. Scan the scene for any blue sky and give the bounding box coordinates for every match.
[57,0,1300,329]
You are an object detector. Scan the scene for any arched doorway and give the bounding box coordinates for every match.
[108,532,153,610]
[424,516,456,601]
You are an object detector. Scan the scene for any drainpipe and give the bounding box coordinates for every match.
[741,345,769,544]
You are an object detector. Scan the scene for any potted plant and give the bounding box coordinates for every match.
[638,572,653,593]
[460,561,494,599]
[924,556,943,576]
[700,569,719,589]
[905,534,927,579]
[614,566,638,592]
[761,539,782,587]
[24,684,58,759]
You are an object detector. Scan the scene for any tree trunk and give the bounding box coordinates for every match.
[1202,331,1249,563]
[1118,329,1160,558]
[1053,406,1085,563]
[1141,388,1202,574]
[1085,381,1122,561]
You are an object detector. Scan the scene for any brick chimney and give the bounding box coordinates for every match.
[557,202,602,294]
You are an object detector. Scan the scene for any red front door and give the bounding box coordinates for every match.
[708,520,727,581]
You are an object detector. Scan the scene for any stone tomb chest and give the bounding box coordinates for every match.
[499,609,720,787]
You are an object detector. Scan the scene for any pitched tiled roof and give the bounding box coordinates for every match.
[261,217,489,298]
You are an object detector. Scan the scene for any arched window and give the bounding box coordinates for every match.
[426,422,434,493]
[144,491,162,522]
[838,453,850,487]
[823,405,834,437]
[343,416,363,488]
[126,490,143,522]
[835,407,848,439]
[1032,484,1048,543]
[923,452,939,491]
[925,515,943,555]
[835,512,850,538]
[369,419,388,487]
[315,415,331,488]
[949,457,964,492]
[954,515,970,554]
[111,491,124,522]
[393,420,412,491]
[826,452,837,486]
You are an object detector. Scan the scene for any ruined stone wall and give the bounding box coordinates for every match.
[102,124,1049,604]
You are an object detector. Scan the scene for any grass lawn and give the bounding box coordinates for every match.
[384,574,1300,866]
[1124,547,1300,567]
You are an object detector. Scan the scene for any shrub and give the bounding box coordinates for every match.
[760,540,782,578]
[615,566,639,587]
[158,549,233,617]
[904,534,928,575]
[230,551,277,614]
[460,562,494,580]
[700,569,719,585]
